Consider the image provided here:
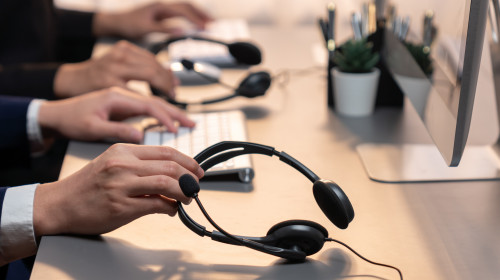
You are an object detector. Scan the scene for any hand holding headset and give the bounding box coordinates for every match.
[177,141,402,279]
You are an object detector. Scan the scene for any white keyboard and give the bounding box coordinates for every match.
[143,110,254,183]
[168,19,251,67]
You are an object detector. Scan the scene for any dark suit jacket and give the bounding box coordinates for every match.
[0,0,96,100]
[0,96,35,280]
[0,96,32,167]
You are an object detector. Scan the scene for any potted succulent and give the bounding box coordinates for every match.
[404,42,434,77]
[393,42,434,117]
[332,39,380,117]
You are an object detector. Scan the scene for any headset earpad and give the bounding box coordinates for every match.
[266,220,328,256]
[313,180,355,229]
[235,71,271,98]
[227,42,262,65]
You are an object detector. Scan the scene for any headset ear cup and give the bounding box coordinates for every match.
[313,180,355,229]
[227,42,262,65]
[266,220,328,256]
[235,71,271,98]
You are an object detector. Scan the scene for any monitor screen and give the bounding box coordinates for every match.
[383,0,489,166]
[356,0,500,182]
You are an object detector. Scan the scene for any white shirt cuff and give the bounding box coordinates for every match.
[27,99,46,153]
[0,184,39,266]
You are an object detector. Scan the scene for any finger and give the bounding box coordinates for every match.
[151,97,196,129]
[111,59,176,99]
[125,145,203,178]
[154,3,212,29]
[102,90,182,132]
[126,175,192,204]
[91,120,143,143]
[128,195,179,217]
[130,159,201,180]
[109,42,178,98]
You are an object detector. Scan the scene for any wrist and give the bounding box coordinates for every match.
[33,182,70,236]
[93,12,123,37]
[54,63,91,98]
[38,100,61,137]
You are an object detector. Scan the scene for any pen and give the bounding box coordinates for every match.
[387,5,396,30]
[400,16,410,41]
[327,2,336,58]
[423,10,434,47]
[492,0,500,44]
[351,12,362,40]
[318,17,329,44]
[375,0,386,20]
[393,16,402,39]
[488,2,499,43]
[361,3,369,38]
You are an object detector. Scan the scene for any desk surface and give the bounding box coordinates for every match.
[30,24,500,280]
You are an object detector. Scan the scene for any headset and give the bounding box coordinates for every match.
[149,36,272,108]
[177,141,402,279]
[151,59,272,109]
[149,36,263,65]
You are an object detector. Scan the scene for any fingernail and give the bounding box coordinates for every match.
[130,129,142,142]
[197,167,205,178]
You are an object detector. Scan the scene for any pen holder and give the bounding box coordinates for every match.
[327,22,403,110]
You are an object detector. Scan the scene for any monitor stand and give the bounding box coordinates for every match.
[356,143,500,183]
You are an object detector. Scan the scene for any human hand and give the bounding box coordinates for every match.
[38,86,194,143]
[33,144,204,236]
[54,40,178,98]
[93,2,212,39]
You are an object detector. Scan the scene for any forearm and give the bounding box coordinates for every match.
[92,12,124,38]
[36,98,66,138]
[53,62,93,98]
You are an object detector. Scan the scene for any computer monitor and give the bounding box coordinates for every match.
[356,0,500,182]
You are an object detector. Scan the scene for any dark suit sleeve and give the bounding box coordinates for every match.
[0,96,32,167]
[0,6,96,101]
[56,9,95,40]
[55,9,96,63]
[0,64,59,100]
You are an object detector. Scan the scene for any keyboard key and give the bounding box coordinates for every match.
[143,110,254,182]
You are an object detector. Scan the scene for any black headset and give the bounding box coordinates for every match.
[177,141,355,261]
[149,37,272,109]
[149,36,263,65]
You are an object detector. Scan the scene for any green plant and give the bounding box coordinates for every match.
[404,42,434,76]
[333,39,380,73]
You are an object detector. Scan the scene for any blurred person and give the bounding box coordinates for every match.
[0,0,212,99]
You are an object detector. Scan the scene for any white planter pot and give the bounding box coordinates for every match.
[332,67,381,117]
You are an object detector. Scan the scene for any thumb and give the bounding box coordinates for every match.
[93,121,143,143]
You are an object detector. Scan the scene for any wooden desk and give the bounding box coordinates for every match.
[30,24,500,280]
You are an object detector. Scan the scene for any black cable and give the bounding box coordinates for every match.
[325,238,403,280]
[273,66,324,89]
[193,195,249,246]
[183,57,323,92]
